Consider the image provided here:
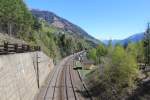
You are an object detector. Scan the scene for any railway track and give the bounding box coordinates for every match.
[43,66,56,100]
[69,65,78,100]
[64,65,69,100]
[51,69,61,100]
[59,60,78,100]
[36,54,92,100]
[59,57,92,100]
[41,57,69,100]
[43,63,61,100]
[76,69,93,100]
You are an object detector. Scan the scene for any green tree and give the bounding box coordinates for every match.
[0,0,33,35]
[136,40,144,63]
[32,16,42,31]
[87,48,97,61]
[144,23,150,65]
[96,44,107,64]
[76,39,88,51]
[107,40,113,56]
[103,45,139,99]
[126,42,137,58]
[124,41,144,64]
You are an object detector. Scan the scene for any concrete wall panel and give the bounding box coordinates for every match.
[0,52,54,100]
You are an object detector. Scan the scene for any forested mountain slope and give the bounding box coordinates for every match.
[31,9,100,45]
[0,0,100,62]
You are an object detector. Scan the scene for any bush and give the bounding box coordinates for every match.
[86,45,139,100]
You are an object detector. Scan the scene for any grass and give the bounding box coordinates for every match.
[75,61,92,78]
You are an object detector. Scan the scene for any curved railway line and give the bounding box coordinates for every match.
[36,54,93,100]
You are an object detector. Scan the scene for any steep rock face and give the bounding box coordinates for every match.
[31,9,100,44]
[51,16,65,28]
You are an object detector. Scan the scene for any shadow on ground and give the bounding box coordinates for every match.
[127,79,150,100]
[75,82,105,98]
[76,79,150,100]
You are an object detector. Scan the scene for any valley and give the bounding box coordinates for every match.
[0,0,150,100]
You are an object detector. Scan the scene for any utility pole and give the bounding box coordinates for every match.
[36,52,40,88]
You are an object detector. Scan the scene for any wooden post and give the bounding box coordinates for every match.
[14,44,18,53]
[39,46,41,51]
[4,42,8,54]
[27,45,29,51]
[22,45,25,52]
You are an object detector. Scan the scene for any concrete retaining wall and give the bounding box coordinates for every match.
[0,52,54,100]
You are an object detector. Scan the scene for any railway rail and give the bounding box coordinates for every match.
[42,58,64,100]
[43,64,59,100]
[36,54,92,100]
[61,61,78,100]
[69,65,78,100]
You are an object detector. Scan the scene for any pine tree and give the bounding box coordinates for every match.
[96,44,107,64]
[87,48,97,61]
[144,23,150,65]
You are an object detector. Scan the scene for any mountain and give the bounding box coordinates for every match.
[31,9,100,45]
[103,33,144,45]
[122,32,144,43]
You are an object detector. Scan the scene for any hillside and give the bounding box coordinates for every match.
[0,0,100,60]
[103,33,144,45]
[0,0,144,60]
[31,9,100,45]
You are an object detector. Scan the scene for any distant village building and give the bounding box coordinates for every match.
[82,59,95,70]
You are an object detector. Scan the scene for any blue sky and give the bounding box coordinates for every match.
[25,0,150,40]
